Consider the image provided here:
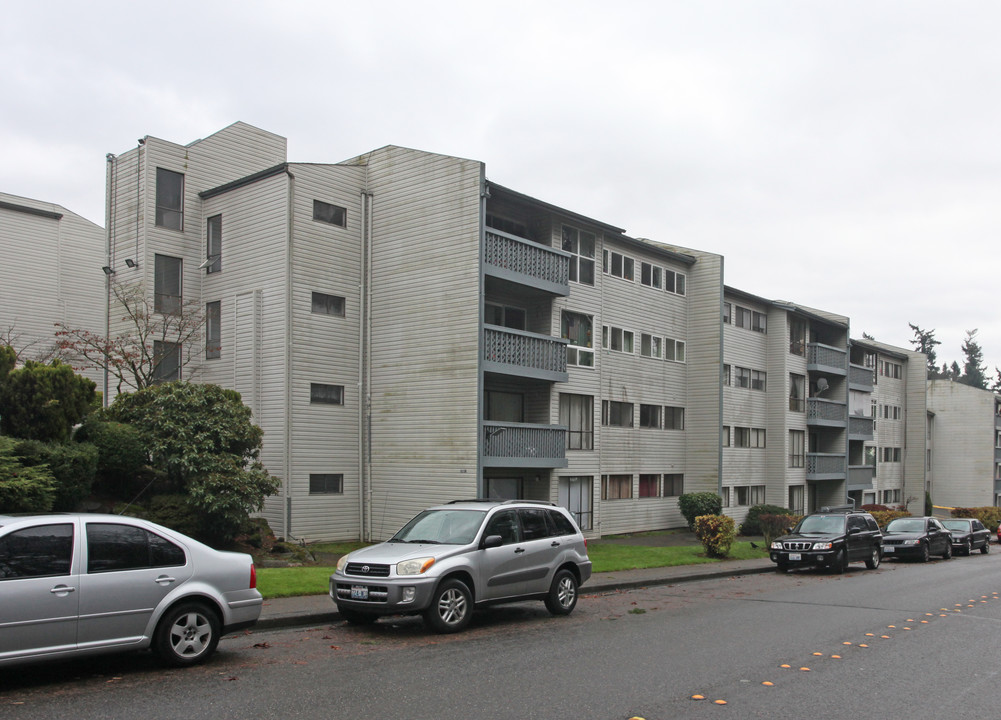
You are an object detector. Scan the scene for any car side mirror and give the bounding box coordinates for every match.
[848,527,861,535]
[481,534,503,549]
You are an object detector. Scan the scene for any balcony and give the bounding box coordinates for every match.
[483,326,568,382]
[848,465,875,490]
[806,453,846,480]
[807,398,847,427]
[484,230,570,296]
[848,414,874,441]
[482,421,568,468]
[849,364,874,392]
[807,343,847,376]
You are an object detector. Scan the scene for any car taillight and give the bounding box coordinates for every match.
[250,563,257,589]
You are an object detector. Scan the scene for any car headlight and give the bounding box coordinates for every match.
[812,542,833,550]
[904,539,922,545]
[397,557,436,576]
[336,555,350,573]
[770,541,784,550]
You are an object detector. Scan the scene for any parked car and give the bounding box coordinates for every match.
[768,506,882,573]
[882,516,952,561]
[0,514,262,668]
[941,518,991,555]
[329,499,592,633]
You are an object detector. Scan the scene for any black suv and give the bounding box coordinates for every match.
[769,506,882,573]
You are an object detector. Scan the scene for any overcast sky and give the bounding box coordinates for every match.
[3,1,999,374]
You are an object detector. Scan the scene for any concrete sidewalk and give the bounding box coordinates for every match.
[255,555,774,631]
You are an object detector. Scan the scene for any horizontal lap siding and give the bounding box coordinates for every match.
[901,354,927,514]
[364,147,483,539]
[287,164,366,542]
[928,380,992,509]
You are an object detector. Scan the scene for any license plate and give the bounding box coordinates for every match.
[350,585,369,600]
[789,553,801,561]
[883,546,894,553]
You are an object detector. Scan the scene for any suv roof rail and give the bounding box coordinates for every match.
[445,499,498,504]
[444,499,557,507]
[819,505,856,513]
[501,499,556,507]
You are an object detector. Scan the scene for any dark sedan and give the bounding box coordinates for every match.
[881,516,952,562]
[942,518,991,555]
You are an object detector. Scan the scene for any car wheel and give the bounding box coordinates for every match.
[153,602,221,667]
[423,578,472,633]
[943,542,952,560]
[833,549,848,574]
[981,539,991,554]
[339,607,378,625]
[965,539,973,556]
[920,543,930,562]
[544,569,579,615]
[865,546,880,570]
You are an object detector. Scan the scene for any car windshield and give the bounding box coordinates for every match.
[795,515,846,534]
[941,520,970,532]
[886,518,925,533]
[389,509,486,545]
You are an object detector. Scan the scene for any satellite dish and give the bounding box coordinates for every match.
[815,377,829,395]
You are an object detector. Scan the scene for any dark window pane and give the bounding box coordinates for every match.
[0,524,73,579]
[311,292,345,316]
[310,383,343,404]
[206,215,222,273]
[155,168,184,230]
[519,509,550,540]
[313,200,346,227]
[309,474,344,494]
[87,523,149,572]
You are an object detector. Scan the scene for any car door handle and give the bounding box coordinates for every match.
[514,547,526,554]
[154,575,176,585]
[551,541,561,547]
[50,585,76,595]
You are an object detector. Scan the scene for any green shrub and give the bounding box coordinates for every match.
[758,513,801,546]
[74,417,149,497]
[694,514,736,558]
[870,509,910,529]
[951,507,1001,531]
[740,504,795,536]
[861,504,890,512]
[0,360,97,442]
[678,492,723,530]
[0,436,56,511]
[127,493,202,538]
[13,440,98,511]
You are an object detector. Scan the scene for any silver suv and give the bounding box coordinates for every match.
[329,500,592,633]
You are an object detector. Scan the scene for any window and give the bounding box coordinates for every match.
[639,404,662,428]
[312,292,346,317]
[734,306,766,333]
[751,370,767,391]
[205,301,221,359]
[485,390,523,422]
[602,400,633,428]
[881,361,902,379]
[720,487,730,508]
[601,474,632,500]
[723,364,731,386]
[665,269,686,296]
[561,225,595,285]
[560,393,593,450]
[880,447,901,462]
[881,404,901,420]
[665,338,686,362]
[86,523,185,573]
[310,383,344,405]
[154,254,182,314]
[723,302,731,324]
[663,474,684,496]
[789,319,806,356]
[722,426,730,447]
[309,474,344,494]
[788,485,805,514]
[561,311,594,367]
[789,430,805,468]
[735,367,751,389]
[603,325,634,353]
[639,474,660,498]
[640,262,661,288]
[313,199,346,227]
[640,333,662,359]
[603,250,634,280]
[206,215,222,273]
[485,302,526,330]
[155,168,183,230]
[153,341,180,383]
[735,485,766,506]
[664,406,685,430]
[735,306,752,329]
[734,427,766,448]
[0,524,73,579]
[789,374,805,412]
[559,476,593,530]
[520,508,551,540]
[752,311,767,333]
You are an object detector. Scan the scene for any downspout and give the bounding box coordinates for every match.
[359,190,373,542]
[477,176,487,497]
[717,256,725,498]
[284,166,296,542]
[104,152,116,406]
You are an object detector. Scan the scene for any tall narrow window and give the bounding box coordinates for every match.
[560,393,593,450]
[155,168,184,230]
[154,254,182,314]
[561,311,594,367]
[789,430,805,468]
[789,373,805,412]
[206,215,222,273]
[205,301,221,359]
[789,318,807,355]
[664,406,685,430]
[153,341,181,383]
[313,200,347,227]
[561,226,595,285]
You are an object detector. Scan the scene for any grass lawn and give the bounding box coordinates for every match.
[254,540,769,600]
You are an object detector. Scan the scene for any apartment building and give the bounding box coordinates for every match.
[103,121,728,542]
[0,192,105,386]
[926,379,1001,508]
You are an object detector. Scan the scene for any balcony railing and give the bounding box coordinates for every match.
[484,230,570,295]
[849,364,874,391]
[848,415,874,440]
[807,398,847,426]
[807,452,846,478]
[483,326,568,381]
[482,421,568,468]
[807,343,847,375]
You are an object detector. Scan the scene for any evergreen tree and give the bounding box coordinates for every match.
[949,361,962,380]
[908,323,941,378]
[960,329,987,389]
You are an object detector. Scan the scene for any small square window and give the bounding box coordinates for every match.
[310,383,344,405]
[313,200,347,227]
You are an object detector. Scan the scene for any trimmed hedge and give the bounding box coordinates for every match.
[740,504,795,536]
[678,492,723,530]
[694,514,736,558]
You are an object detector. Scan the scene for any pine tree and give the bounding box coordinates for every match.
[960,329,987,389]
[908,323,941,378]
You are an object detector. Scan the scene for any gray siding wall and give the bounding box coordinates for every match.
[361,147,484,539]
[928,380,995,508]
[902,351,927,514]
